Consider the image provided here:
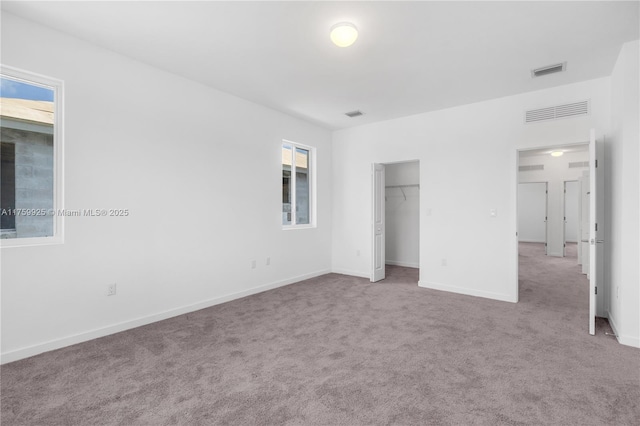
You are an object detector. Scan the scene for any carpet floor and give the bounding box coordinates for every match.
[2,243,639,425]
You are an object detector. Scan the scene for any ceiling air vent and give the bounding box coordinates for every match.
[531,62,566,78]
[525,100,589,124]
[345,110,364,118]
[519,165,544,172]
[569,161,589,169]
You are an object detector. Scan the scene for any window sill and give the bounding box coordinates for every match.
[1,235,64,248]
[282,224,316,231]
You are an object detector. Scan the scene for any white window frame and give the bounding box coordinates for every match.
[282,139,316,230]
[1,65,65,248]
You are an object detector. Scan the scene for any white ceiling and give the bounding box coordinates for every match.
[519,143,589,158]
[2,1,638,130]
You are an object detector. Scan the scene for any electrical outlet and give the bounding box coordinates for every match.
[441,258,447,266]
[251,260,256,269]
[266,257,271,266]
[107,283,117,296]
[357,249,361,257]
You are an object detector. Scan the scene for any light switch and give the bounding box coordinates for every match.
[490,209,497,217]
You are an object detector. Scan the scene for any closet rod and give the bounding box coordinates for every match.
[385,184,420,189]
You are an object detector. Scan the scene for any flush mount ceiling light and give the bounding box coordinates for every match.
[330,22,358,47]
[345,110,364,118]
[550,151,564,157]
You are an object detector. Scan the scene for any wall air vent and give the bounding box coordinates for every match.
[519,165,544,172]
[525,100,589,124]
[531,62,566,78]
[568,161,589,168]
[345,110,364,118]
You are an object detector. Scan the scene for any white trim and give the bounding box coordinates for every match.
[385,260,419,268]
[331,268,370,279]
[607,311,640,348]
[282,224,315,231]
[418,280,517,303]
[1,65,65,248]
[0,269,330,364]
[518,239,546,244]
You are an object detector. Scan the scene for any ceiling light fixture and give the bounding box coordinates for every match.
[550,151,564,157]
[345,110,364,118]
[330,22,358,47]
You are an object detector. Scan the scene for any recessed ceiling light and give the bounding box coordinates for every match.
[550,151,564,157]
[345,110,364,118]
[330,22,358,47]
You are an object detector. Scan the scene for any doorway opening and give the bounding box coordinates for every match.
[371,160,420,284]
[518,144,589,260]
[517,136,606,336]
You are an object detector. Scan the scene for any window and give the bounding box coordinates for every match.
[1,66,64,246]
[282,140,314,228]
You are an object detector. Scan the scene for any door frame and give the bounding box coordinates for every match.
[588,130,606,334]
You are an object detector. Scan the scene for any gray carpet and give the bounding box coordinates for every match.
[2,243,639,425]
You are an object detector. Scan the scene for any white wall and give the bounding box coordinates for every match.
[564,180,579,243]
[385,161,419,268]
[517,182,547,243]
[332,77,611,304]
[0,13,333,363]
[518,150,589,254]
[607,40,640,348]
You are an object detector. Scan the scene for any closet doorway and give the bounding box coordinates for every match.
[371,160,420,282]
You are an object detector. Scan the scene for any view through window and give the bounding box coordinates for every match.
[282,141,312,227]
[1,72,57,240]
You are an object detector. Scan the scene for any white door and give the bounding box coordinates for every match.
[564,181,580,256]
[588,129,601,335]
[371,163,385,282]
[580,173,590,274]
[576,178,583,264]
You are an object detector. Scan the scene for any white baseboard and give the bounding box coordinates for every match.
[385,260,419,268]
[1,269,331,365]
[518,239,545,243]
[607,311,640,348]
[418,280,517,303]
[331,268,370,279]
